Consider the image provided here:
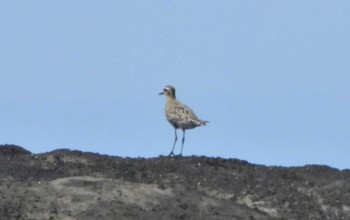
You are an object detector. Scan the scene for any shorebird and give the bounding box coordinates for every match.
[159,85,208,156]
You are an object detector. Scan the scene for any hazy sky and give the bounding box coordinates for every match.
[1,1,349,169]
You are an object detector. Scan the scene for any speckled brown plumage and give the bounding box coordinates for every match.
[159,85,208,156]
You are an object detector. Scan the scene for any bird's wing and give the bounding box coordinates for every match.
[175,103,200,121]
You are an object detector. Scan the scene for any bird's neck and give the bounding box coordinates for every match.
[167,96,176,101]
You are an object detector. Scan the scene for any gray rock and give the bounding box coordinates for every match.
[0,145,349,220]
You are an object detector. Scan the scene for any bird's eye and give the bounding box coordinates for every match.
[163,89,166,91]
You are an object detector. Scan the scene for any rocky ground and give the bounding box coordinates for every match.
[0,144,350,220]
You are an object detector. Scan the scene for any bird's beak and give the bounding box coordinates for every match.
[159,92,164,95]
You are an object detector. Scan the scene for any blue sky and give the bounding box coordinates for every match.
[1,1,349,169]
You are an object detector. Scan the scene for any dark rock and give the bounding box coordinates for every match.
[0,145,349,220]
[0,144,31,156]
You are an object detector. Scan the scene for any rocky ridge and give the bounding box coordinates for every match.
[0,145,349,220]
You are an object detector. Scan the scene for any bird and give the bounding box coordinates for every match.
[159,85,208,157]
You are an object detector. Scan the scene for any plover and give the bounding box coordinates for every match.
[159,85,208,156]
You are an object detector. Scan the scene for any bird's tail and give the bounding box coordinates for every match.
[200,120,209,126]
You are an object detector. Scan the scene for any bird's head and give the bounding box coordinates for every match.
[159,85,176,99]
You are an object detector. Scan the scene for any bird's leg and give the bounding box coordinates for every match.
[169,129,177,157]
[179,130,185,157]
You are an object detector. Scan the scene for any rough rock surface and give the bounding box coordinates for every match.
[0,144,349,220]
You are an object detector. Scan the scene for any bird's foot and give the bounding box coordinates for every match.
[168,152,183,158]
